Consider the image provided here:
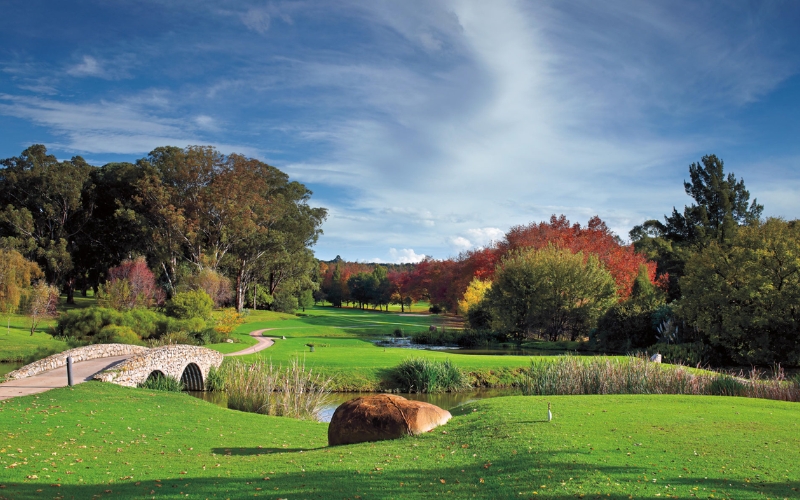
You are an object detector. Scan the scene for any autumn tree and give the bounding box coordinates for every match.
[98,257,165,311]
[0,249,43,334]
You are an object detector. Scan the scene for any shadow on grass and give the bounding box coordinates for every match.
[0,456,796,500]
[211,446,326,455]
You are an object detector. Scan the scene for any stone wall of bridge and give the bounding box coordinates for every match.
[5,344,149,380]
[93,344,224,390]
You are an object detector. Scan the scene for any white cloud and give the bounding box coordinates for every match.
[449,236,472,250]
[388,248,426,264]
[241,7,271,34]
[466,227,505,247]
[67,55,103,77]
[0,94,257,156]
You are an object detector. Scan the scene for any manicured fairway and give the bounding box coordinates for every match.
[0,383,798,499]
[212,306,537,390]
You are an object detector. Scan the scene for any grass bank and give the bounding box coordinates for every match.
[0,382,798,499]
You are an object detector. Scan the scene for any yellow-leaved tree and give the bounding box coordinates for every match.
[0,249,43,334]
[457,278,492,317]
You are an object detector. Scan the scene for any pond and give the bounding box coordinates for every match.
[187,387,522,423]
[0,362,23,378]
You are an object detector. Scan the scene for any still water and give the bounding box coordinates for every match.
[187,387,521,423]
[0,362,23,378]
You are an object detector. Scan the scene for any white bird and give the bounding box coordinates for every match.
[547,402,552,422]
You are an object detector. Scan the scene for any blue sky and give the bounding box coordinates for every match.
[2,1,799,263]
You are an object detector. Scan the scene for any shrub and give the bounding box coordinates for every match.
[98,325,143,345]
[272,289,298,313]
[55,307,125,338]
[393,357,470,393]
[138,372,183,391]
[166,289,213,320]
[99,257,165,310]
[213,308,244,339]
[55,307,172,343]
[183,268,233,308]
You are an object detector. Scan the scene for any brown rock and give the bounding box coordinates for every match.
[328,394,451,446]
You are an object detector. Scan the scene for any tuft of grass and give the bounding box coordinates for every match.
[205,365,225,392]
[522,355,800,402]
[394,357,471,393]
[138,372,183,391]
[223,359,332,420]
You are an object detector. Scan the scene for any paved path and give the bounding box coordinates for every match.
[0,355,130,401]
[224,329,276,357]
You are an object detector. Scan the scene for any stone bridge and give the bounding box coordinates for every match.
[93,345,223,390]
[6,343,223,392]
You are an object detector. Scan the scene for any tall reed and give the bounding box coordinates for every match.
[394,357,471,393]
[138,373,184,392]
[521,355,800,402]
[223,359,332,420]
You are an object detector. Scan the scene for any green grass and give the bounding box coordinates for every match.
[203,306,610,390]
[0,382,798,499]
[0,313,66,363]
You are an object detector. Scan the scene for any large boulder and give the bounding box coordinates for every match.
[328,394,452,446]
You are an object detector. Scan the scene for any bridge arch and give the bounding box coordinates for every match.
[93,345,223,389]
[180,363,204,391]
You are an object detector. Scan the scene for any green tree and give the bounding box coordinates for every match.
[297,289,314,312]
[677,218,800,365]
[0,145,94,302]
[166,289,213,320]
[630,154,763,300]
[591,265,666,352]
[485,246,617,343]
[326,266,344,307]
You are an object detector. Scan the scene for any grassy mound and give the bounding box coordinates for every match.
[0,383,798,498]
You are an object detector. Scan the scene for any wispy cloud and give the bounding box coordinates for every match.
[0,0,798,261]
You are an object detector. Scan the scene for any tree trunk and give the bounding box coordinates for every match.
[66,277,76,305]
[235,259,248,312]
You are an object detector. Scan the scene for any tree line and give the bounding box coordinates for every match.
[318,155,800,367]
[0,144,326,316]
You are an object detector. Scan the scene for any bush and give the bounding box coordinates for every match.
[649,341,710,366]
[393,357,470,393]
[55,307,125,339]
[138,372,183,391]
[467,301,493,330]
[272,289,298,313]
[411,328,460,346]
[55,307,172,343]
[98,325,143,345]
[428,304,443,314]
[166,289,213,320]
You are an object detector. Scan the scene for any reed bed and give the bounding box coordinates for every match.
[522,355,800,402]
[394,357,471,393]
[138,373,184,392]
[222,359,333,420]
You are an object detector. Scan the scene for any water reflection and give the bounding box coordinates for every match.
[0,362,23,378]
[186,387,521,423]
